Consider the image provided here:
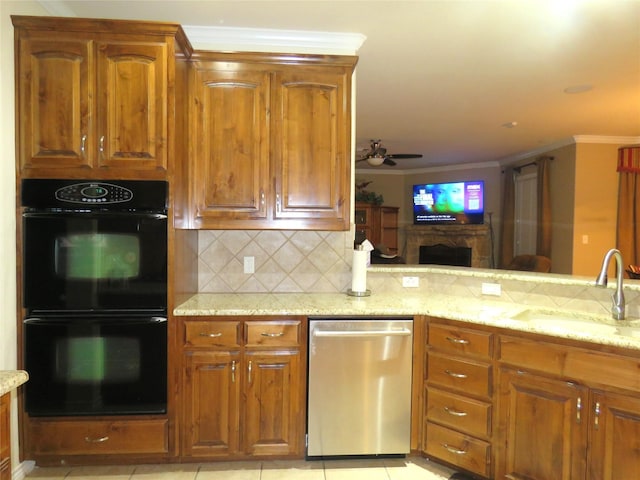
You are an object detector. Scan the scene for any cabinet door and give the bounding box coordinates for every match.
[189,64,270,227]
[17,37,93,171]
[272,68,350,230]
[243,350,302,456]
[183,351,241,457]
[96,42,168,171]
[497,368,588,480]
[589,390,640,480]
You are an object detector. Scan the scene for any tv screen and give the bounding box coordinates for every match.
[413,181,484,225]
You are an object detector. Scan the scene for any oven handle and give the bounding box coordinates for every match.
[23,212,167,220]
[24,316,167,325]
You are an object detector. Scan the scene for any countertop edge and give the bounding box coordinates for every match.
[0,370,29,397]
[174,292,640,352]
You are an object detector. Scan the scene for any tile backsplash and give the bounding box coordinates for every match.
[197,229,640,319]
[198,229,354,293]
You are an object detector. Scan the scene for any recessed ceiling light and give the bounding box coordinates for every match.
[564,84,593,94]
[502,121,518,128]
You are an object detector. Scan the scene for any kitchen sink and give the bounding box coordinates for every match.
[506,309,640,338]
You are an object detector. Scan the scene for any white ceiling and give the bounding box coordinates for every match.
[40,0,640,171]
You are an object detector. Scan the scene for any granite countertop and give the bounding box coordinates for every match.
[175,292,640,351]
[0,370,28,397]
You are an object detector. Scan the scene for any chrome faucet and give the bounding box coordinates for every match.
[595,248,625,320]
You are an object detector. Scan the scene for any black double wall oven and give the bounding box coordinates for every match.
[22,179,168,417]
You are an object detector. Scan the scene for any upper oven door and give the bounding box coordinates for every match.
[23,211,167,312]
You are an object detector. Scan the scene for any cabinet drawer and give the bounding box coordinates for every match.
[28,419,168,455]
[429,323,493,358]
[426,388,492,438]
[185,321,241,348]
[424,422,491,478]
[246,321,301,347]
[427,352,491,397]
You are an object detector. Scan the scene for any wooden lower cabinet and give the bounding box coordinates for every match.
[424,320,495,478]
[26,418,168,457]
[588,390,640,479]
[0,394,10,480]
[496,334,640,480]
[497,368,588,480]
[180,317,305,459]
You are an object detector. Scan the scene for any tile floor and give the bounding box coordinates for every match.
[25,457,457,480]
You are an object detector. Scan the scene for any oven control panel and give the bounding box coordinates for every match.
[21,179,168,211]
[55,182,133,204]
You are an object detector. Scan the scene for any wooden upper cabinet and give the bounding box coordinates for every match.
[16,37,93,171]
[189,63,270,225]
[95,42,168,171]
[183,52,356,230]
[13,16,190,179]
[272,68,349,228]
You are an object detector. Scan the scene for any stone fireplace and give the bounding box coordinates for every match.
[405,224,491,267]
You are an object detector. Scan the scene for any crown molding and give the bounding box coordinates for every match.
[573,135,640,145]
[37,1,366,55]
[183,25,366,55]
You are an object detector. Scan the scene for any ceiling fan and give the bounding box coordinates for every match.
[356,139,423,167]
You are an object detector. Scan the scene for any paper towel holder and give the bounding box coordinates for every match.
[347,288,371,297]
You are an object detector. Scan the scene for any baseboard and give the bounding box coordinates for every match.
[12,460,35,480]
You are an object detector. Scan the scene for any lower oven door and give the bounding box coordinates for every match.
[24,315,167,417]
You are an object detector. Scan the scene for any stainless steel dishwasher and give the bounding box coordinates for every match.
[307,317,413,457]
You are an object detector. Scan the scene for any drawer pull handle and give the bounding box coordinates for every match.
[444,406,468,417]
[441,443,467,455]
[446,337,470,345]
[594,401,601,430]
[445,369,468,379]
[85,435,109,443]
[248,360,253,385]
[231,360,236,383]
[199,332,222,337]
[261,332,284,337]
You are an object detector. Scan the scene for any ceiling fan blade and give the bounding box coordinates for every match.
[386,153,423,159]
[383,157,397,166]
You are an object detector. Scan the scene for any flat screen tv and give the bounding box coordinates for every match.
[413,180,484,225]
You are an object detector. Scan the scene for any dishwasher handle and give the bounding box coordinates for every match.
[312,328,412,338]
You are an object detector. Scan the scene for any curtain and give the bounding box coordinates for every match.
[536,157,552,257]
[499,166,516,268]
[616,146,640,268]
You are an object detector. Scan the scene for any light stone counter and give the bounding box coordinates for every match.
[0,370,28,397]
[175,292,640,351]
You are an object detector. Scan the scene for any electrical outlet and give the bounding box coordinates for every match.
[402,276,420,288]
[243,256,255,274]
[481,282,501,296]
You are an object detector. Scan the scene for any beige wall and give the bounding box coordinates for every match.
[573,143,621,276]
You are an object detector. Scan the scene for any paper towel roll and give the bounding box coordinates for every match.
[351,249,368,293]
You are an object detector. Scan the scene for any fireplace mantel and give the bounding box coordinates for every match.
[405,224,491,267]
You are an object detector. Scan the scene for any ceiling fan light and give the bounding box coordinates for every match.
[367,155,385,166]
